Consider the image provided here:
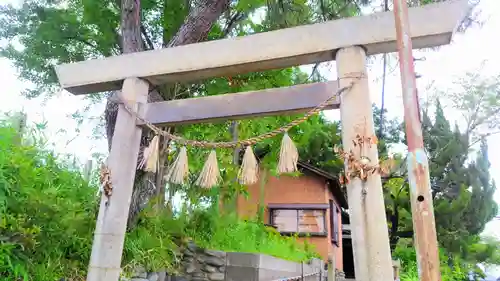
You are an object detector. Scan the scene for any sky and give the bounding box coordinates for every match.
[0,0,499,276]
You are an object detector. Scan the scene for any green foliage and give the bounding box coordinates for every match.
[123,204,319,273]
[0,0,120,97]
[187,208,319,262]
[420,100,498,258]
[0,120,97,280]
[379,97,499,268]
[0,119,318,279]
[395,240,500,281]
[171,67,343,205]
[294,117,343,174]
[468,236,500,266]
[373,105,404,156]
[394,244,471,281]
[0,0,360,99]
[0,1,360,276]
[372,105,500,280]
[0,0,497,278]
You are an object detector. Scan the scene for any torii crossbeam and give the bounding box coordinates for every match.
[53,1,468,281]
[57,0,465,95]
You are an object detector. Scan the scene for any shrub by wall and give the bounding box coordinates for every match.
[0,121,319,280]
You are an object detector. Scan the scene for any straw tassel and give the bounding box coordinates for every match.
[165,146,189,185]
[277,132,299,173]
[195,150,220,188]
[139,135,160,173]
[238,145,259,185]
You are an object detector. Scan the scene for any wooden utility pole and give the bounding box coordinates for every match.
[337,46,394,281]
[393,0,442,280]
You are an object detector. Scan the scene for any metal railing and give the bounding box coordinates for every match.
[271,271,324,281]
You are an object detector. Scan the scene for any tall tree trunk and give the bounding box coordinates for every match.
[105,0,231,228]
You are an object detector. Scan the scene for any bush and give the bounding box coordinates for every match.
[394,243,471,281]
[187,207,319,262]
[123,204,319,273]
[0,120,319,280]
[0,122,97,280]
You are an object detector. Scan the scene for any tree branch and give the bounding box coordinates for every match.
[318,0,327,21]
[465,89,486,136]
[141,24,155,50]
[469,130,500,148]
[167,0,231,47]
[307,63,321,82]
[329,0,354,20]
[395,230,414,238]
[61,35,98,50]
[222,11,247,37]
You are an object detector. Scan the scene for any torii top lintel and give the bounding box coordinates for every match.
[55,0,468,95]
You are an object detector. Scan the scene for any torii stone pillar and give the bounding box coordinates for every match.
[337,46,394,281]
[87,78,149,280]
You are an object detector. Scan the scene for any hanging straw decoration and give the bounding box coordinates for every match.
[139,135,160,173]
[116,78,362,184]
[238,145,259,185]
[277,132,298,174]
[195,150,220,188]
[165,146,189,185]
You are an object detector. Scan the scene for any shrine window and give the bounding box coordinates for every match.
[330,199,340,246]
[269,204,327,236]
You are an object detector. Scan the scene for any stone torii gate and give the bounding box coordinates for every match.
[54,1,467,281]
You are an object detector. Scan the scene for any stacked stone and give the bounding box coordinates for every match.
[182,242,227,281]
[126,242,227,281]
[128,266,165,281]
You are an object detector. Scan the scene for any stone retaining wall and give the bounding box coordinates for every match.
[182,242,227,281]
[126,242,326,281]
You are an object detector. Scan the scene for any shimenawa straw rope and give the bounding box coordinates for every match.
[119,73,363,188]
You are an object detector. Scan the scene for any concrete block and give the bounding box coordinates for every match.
[226,252,260,267]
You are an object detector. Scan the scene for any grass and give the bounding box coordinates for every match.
[123,204,319,273]
[0,120,319,280]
